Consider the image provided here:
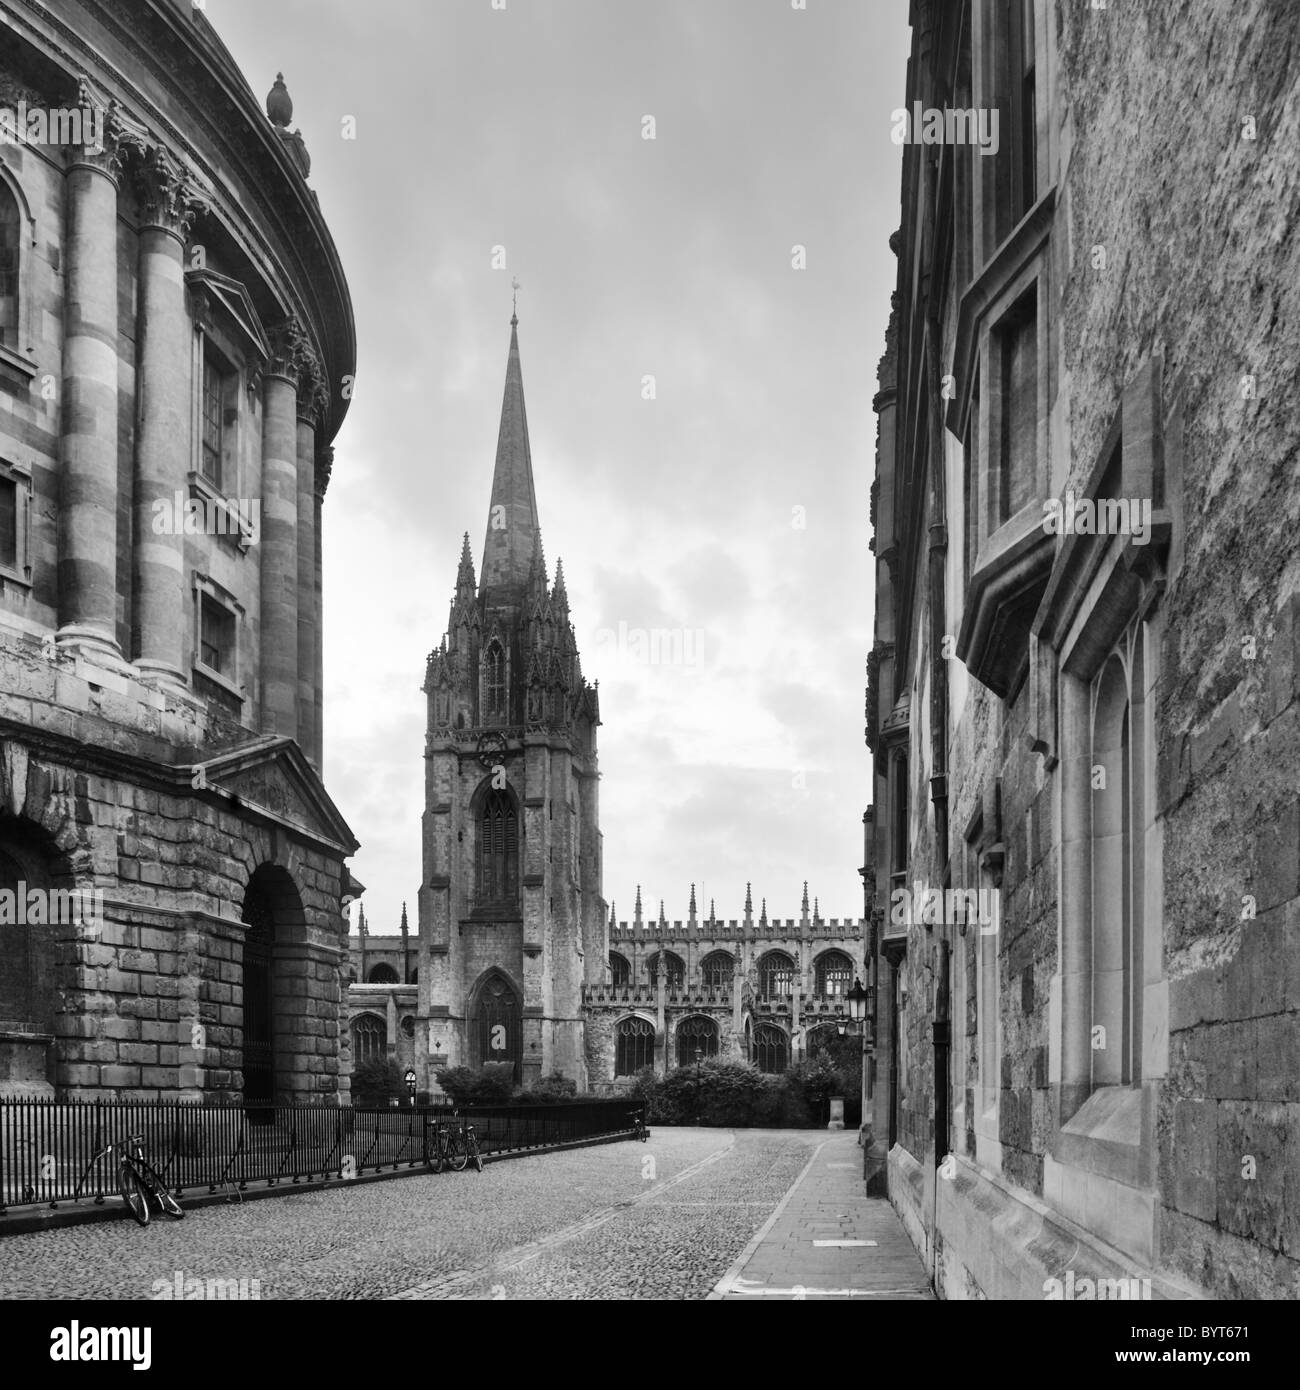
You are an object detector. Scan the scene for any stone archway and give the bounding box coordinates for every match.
[239,864,306,1107]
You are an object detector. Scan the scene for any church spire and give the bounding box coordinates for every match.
[455,532,476,600]
[481,314,540,597]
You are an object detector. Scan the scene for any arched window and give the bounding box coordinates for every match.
[484,640,506,721]
[471,972,521,1080]
[400,1016,416,1038]
[1090,634,1146,1088]
[814,951,853,998]
[351,1013,386,1063]
[367,963,398,984]
[647,951,684,994]
[700,951,733,993]
[0,180,20,347]
[753,1023,788,1074]
[758,951,795,1001]
[609,952,630,989]
[615,1016,655,1076]
[675,1015,719,1067]
[478,789,519,903]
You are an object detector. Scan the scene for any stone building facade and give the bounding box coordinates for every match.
[344,905,419,1075]
[867,0,1300,1299]
[0,1,358,1101]
[413,313,606,1094]
[585,885,867,1089]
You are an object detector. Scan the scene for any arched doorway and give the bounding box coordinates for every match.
[470,971,521,1081]
[239,865,306,1108]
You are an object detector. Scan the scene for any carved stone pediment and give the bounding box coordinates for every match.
[193,736,357,852]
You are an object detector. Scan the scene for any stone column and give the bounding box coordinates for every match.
[58,139,125,658]
[294,365,321,762]
[259,320,304,737]
[313,448,331,771]
[132,149,197,685]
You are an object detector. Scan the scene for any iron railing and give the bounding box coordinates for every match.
[0,1096,642,1213]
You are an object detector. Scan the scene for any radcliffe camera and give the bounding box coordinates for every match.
[0,0,1295,1355]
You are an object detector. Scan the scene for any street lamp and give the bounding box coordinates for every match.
[694,1046,704,1126]
[846,978,869,1140]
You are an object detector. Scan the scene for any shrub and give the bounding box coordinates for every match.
[351,1058,405,1108]
[434,1063,516,1105]
[526,1072,578,1102]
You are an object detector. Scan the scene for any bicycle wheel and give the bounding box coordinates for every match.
[447,1131,468,1172]
[467,1133,483,1173]
[138,1163,184,1219]
[423,1129,445,1174]
[119,1165,150,1227]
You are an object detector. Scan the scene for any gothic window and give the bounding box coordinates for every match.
[758,951,795,1001]
[700,951,733,993]
[0,179,18,346]
[675,1015,719,1067]
[484,640,507,722]
[351,1013,386,1063]
[400,1016,415,1037]
[472,972,521,1079]
[367,963,398,984]
[647,951,684,994]
[753,1023,788,1075]
[478,789,519,903]
[814,951,853,998]
[1090,624,1147,1088]
[615,1016,655,1076]
[609,952,630,989]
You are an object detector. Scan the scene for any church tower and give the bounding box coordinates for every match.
[419,311,606,1091]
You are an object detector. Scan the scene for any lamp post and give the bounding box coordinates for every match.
[846,977,869,1139]
[694,1046,704,1125]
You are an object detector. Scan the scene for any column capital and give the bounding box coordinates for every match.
[314,446,334,501]
[295,347,328,426]
[134,145,208,240]
[267,315,311,383]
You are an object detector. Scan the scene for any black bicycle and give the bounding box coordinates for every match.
[629,1110,650,1142]
[423,1114,467,1173]
[75,1133,184,1227]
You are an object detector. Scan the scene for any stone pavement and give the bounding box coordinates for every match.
[709,1129,934,1299]
[0,1127,934,1300]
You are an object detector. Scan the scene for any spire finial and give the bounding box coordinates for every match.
[511,276,520,325]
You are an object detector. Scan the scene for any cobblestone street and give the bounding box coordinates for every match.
[0,1130,931,1301]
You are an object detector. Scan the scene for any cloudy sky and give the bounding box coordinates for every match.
[212,0,909,937]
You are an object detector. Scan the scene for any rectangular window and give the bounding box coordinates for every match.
[199,594,235,677]
[997,286,1037,524]
[965,369,981,582]
[201,356,224,487]
[1015,0,1038,218]
[0,476,15,571]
